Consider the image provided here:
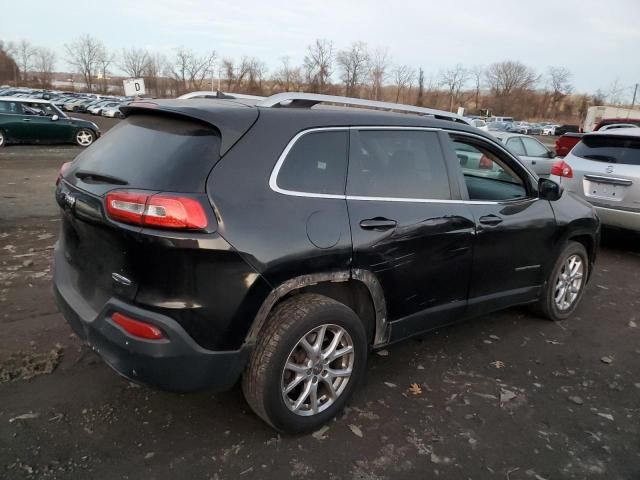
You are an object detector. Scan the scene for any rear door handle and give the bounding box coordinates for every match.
[478,214,503,226]
[360,217,397,231]
[22,119,31,122]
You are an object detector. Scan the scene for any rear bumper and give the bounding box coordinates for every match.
[53,279,251,393]
[592,205,640,232]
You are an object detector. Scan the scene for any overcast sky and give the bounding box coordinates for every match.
[1,0,639,96]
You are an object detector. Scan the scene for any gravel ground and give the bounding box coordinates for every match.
[0,119,638,480]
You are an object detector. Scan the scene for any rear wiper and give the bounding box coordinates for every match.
[582,154,617,163]
[75,171,128,185]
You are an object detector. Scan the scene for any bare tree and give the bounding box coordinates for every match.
[121,48,150,78]
[369,48,391,100]
[470,65,484,111]
[393,65,415,103]
[246,57,267,95]
[143,53,167,96]
[607,78,625,105]
[64,35,105,91]
[439,64,468,112]
[223,57,252,92]
[170,47,216,92]
[547,66,572,116]
[0,41,20,84]
[97,47,115,93]
[485,60,538,112]
[33,47,56,88]
[15,40,34,82]
[303,39,334,93]
[272,56,303,92]
[336,41,370,97]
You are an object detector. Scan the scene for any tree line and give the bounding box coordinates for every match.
[0,35,634,122]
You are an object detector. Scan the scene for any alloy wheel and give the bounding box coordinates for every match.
[281,324,355,417]
[554,254,584,311]
[76,129,94,147]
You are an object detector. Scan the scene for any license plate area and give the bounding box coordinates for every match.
[583,177,630,202]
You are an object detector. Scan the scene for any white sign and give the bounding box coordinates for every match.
[123,78,146,97]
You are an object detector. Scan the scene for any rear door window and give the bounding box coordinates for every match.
[521,137,549,157]
[347,130,451,200]
[506,137,526,155]
[276,130,348,195]
[572,135,640,165]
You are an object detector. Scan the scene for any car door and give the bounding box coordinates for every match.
[346,128,475,341]
[444,132,557,316]
[521,136,555,177]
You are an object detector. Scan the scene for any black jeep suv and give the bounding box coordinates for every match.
[53,93,599,433]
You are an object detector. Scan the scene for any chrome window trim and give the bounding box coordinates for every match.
[269,126,529,206]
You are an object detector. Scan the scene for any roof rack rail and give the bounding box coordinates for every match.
[256,92,470,125]
[177,91,266,101]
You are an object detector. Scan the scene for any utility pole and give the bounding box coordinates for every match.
[631,83,638,110]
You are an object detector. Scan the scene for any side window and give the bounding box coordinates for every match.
[451,136,527,201]
[506,137,526,155]
[347,130,451,200]
[277,130,348,195]
[521,137,549,157]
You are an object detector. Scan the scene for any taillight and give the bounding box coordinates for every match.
[105,190,208,230]
[551,159,573,178]
[56,161,72,186]
[111,312,164,340]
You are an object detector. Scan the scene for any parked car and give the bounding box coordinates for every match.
[487,116,514,123]
[593,120,640,132]
[0,97,100,147]
[54,92,599,433]
[507,122,529,134]
[528,124,544,135]
[487,121,510,132]
[492,132,556,176]
[555,132,583,157]
[596,122,640,131]
[89,100,121,115]
[555,124,580,136]
[469,118,489,131]
[101,104,125,118]
[542,124,560,135]
[550,128,640,231]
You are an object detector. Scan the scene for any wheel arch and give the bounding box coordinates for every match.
[245,269,389,348]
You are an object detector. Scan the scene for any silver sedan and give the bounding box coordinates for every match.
[491,132,556,177]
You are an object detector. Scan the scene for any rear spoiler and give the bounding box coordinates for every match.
[120,100,259,156]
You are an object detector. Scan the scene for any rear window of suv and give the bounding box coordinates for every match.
[572,134,640,165]
[70,114,221,192]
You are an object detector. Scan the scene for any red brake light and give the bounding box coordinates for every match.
[56,161,73,186]
[144,195,208,229]
[551,160,573,178]
[105,190,208,230]
[111,312,164,340]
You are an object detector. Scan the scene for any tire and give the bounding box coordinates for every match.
[74,128,95,147]
[242,293,367,433]
[0,129,5,148]
[535,241,589,321]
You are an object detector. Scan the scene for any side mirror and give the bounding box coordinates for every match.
[547,149,555,158]
[538,177,563,201]
[51,115,59,121]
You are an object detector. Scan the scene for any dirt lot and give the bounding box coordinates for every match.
[0,116,639,480]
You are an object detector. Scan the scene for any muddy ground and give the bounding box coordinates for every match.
[0,116,638,480]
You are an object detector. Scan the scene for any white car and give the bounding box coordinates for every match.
[102,104,124,118]
[542,125,559,136]
[549,128,640,231]
[469,119,489,131]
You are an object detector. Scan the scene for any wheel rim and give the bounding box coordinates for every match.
[281,324,355,417]
[0,132,4,146]
[76,129,93,146]
[554,254,584,311]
